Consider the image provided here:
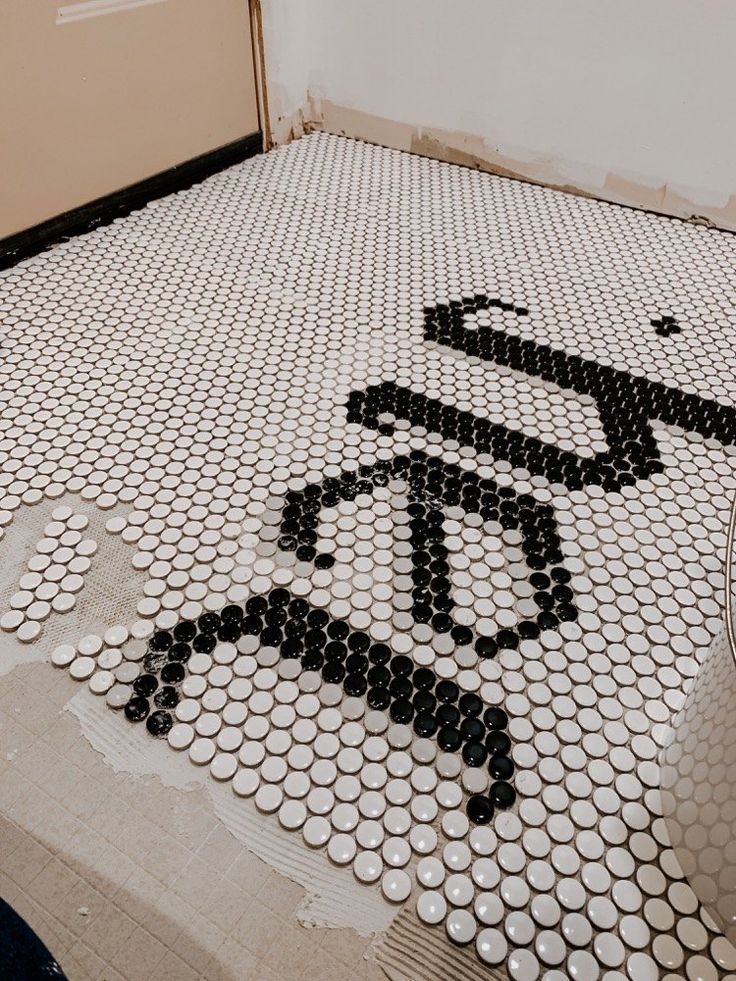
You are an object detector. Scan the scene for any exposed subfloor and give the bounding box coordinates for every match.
[1,132,736,981]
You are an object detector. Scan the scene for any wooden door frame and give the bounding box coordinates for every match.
[249,0,273,149]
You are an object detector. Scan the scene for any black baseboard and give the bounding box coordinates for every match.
[0,131,262,272]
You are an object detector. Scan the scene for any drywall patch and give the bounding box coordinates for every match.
[268,93,317,148]
[68,688,398,936]
[309,98,414,155]
[297,96,736,233]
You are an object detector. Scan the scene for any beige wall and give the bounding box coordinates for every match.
[0,0,259,238]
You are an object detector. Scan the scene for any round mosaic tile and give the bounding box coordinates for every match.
[2,132,736,975]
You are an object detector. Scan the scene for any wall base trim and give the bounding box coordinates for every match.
[0,131,263,271]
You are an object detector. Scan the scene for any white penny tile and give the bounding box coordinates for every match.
[1,131,736,977]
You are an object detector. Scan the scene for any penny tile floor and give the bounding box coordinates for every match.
[1,132,736,980]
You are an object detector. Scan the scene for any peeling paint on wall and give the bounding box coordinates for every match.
[258,0,736,234]
[273,95,736,234]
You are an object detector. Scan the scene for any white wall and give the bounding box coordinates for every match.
[261,0,736,229]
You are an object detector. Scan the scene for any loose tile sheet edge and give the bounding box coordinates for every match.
[1,131,736,981]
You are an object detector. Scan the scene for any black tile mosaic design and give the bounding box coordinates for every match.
[4,133,734,976]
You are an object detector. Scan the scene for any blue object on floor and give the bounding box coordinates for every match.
[0,896,66,979]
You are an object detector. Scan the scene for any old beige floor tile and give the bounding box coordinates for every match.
[79,901,138,964]
[4,835,53,889]
[202,937,259,981]
[25,856,79,912]
[316,925,373,972]
[225,848,271,897]
[255,869,305,920]
[154,950,202,981]
[57,877,106,937]
[58,940,109,981]
[173,911,228,975]
[263,922,320,981]
[196,822,244,875]
[170,854,223,911]
[142,831,192,887]
[231,901,284,959]
[121,925,168,981]
[202,876,250,934]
